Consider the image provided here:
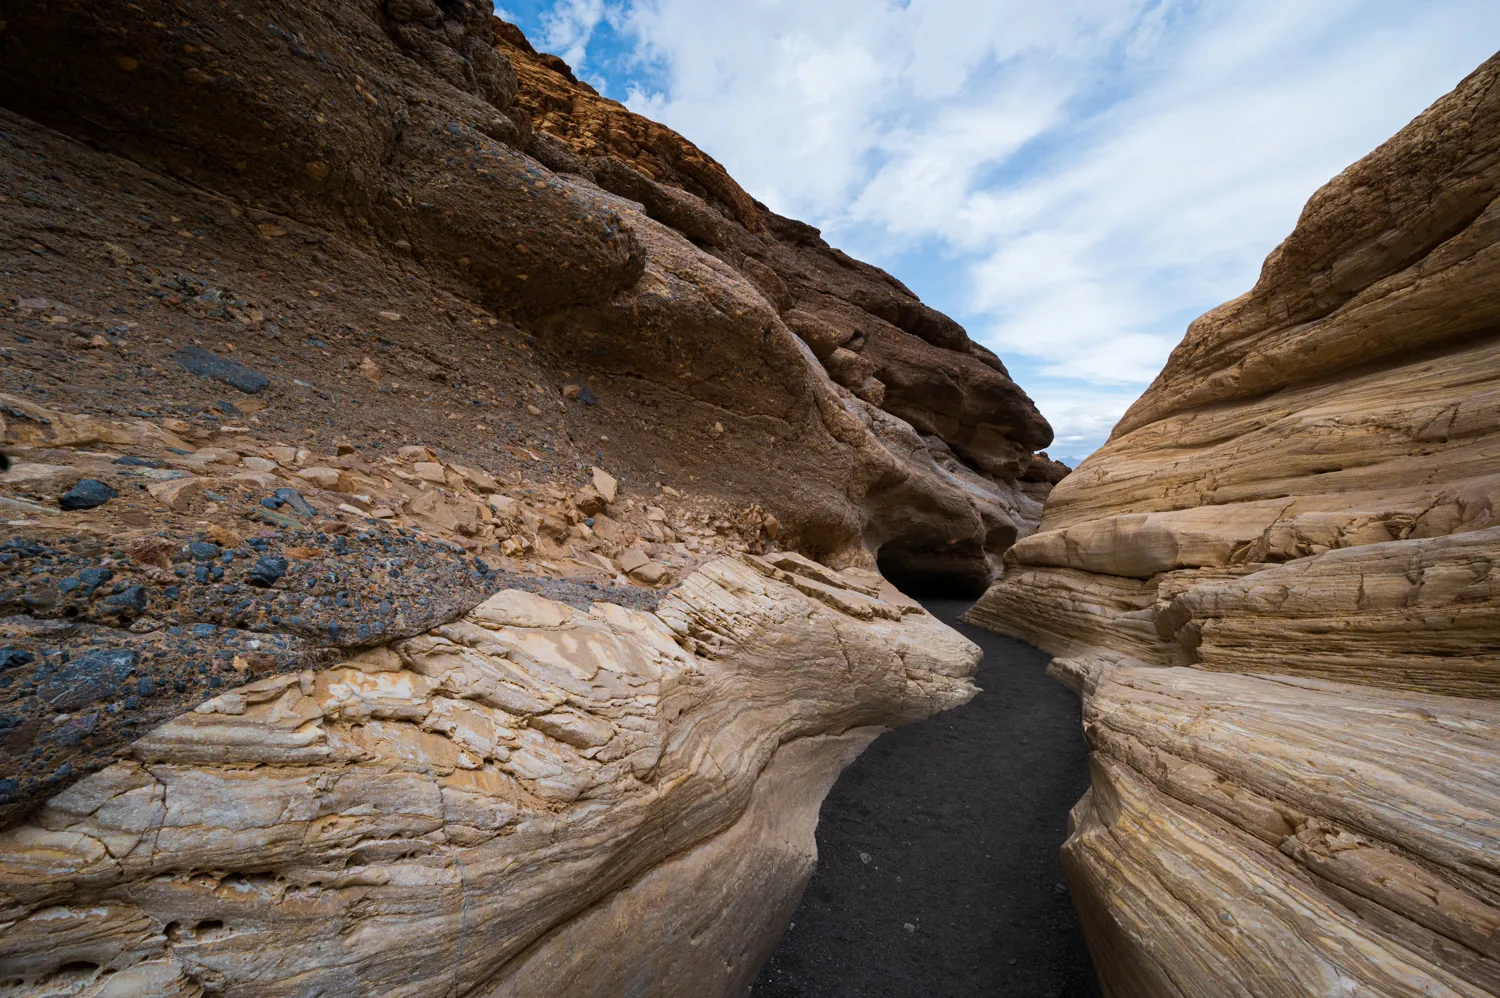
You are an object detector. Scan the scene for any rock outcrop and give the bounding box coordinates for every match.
[494,19,1057,592]
[0,556,980,995]
[0,1,1036,992]
[1,0,1056,599]
[965,54,1500,996]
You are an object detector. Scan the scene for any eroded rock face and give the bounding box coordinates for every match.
[2,0,1054,594]
[494,21,1056,587]
[0,556,980,996]
[965,54,1500,997]
[0,2,1027,991]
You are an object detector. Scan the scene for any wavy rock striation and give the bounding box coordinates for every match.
[965,53,1500,996]
[0,555,979,995]
[0,1,1041,993]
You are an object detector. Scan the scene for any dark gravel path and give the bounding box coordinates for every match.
[751,598,1101,998]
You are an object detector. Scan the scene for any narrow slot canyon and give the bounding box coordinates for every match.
[752,598,1100,998]
[0,1,1495,994]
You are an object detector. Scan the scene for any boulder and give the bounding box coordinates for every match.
[146,477,203,511]
[0,462,81,496]
[296,467,351,492]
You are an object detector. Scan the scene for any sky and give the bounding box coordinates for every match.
[496,1,1499,464]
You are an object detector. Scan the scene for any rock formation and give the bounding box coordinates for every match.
[0,0,1042,993]
[0,556,979,995]
[965,53,1500,996]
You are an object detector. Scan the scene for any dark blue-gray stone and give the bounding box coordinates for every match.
[59,479,118,510]
[41,648,139,711]
[49,712,98,746]
[173,345,270,393]
[102,585,148,613]
[247,556,289,587]
[77,567,113,592]
[272,488,316,517]
[0,649,34,670]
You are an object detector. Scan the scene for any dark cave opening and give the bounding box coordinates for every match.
[875,541,992,599]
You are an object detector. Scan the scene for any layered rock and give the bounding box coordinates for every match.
[965,54,1500,996]
[495,21,1056,589]
[0,2,1029,992]
[0,555,980,995]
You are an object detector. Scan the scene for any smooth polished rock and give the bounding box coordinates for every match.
[966,52,1500,998]
[0,555,979,996]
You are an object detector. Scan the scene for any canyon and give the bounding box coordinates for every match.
[1,0,1495,994]
[0,0,1047,993]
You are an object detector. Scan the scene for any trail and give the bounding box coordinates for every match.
[751,598,1101,998]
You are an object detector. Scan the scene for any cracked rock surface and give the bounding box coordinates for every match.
[0,556,979,996]
[965,53,1500,997]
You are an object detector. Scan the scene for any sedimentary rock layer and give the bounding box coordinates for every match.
[0,555,980,996]
[966,53,1500,996]
[0,0,1056,596]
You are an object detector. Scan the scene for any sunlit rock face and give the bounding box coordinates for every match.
[0,555,979,996]
[965,53,1500,997]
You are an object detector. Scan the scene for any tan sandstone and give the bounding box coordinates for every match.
[0,556,979,995]
[965,53,1500,997]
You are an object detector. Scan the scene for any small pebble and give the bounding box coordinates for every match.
[247,556,289,587]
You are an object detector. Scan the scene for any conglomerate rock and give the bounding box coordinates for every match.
[0,556,979,996]
[0,0,1056,599]
[965,53,1500,997]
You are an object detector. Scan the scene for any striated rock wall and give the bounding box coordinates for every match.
[0,555,979,995]
[0,2,1046,992]
[965,53,1500,996]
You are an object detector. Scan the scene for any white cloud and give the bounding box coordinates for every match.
[1031,383,1140,440]
[538,0,609,69]
[551,0,1500,456]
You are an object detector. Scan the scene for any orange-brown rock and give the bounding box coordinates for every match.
[495,24,1059,587]
[0,2,1050,994]
[965,53,1500,997]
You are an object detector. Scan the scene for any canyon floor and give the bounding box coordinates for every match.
[752,600,1100,998]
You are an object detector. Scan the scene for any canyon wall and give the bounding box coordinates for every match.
[0,0,1058,597]
[0,1,1042,992]
[0,555,980,995]
[965,53,1500,997]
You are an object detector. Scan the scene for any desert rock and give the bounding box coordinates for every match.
[0,2,1065,992]
[965,53,1500,997]
[0,557,979,995]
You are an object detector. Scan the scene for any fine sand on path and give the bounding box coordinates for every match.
[751,598,1100,998]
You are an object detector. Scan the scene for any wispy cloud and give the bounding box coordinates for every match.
[536,0,609,69]
[512,0,1500,456]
